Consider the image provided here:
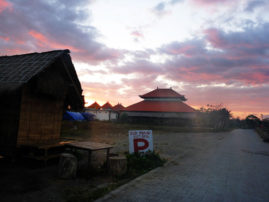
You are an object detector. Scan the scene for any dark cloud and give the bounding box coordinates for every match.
[154,2,166,11]
[132,49,155,59]
[169,0,184,5]
[152,2,169,17]
[152,0,184,17]
[160,40,206,56]
[0,0,123,64]
[205,25,269,58]
[245,0,266,12]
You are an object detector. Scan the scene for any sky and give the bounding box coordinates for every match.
[0,0,269,119]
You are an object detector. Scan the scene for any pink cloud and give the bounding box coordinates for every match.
[29,30,82,52]
[131,31,144,38]
[0,35,9,41]
[185,84,269,118]
[0,0,12,13]
[191,0,232,6]
[204,28,225,48]
[236,72,269,85]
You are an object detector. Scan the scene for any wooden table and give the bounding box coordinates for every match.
[66,141,113,168]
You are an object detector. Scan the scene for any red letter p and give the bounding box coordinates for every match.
[134,138,149,152]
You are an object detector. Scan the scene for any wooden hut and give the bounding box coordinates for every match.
[0,50,84,156]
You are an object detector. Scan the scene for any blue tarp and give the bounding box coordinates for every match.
[63,111,95,121]
[63,111,85,121]
[81,112,95,121]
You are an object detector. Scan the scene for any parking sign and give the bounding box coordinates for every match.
[129,130,153,153]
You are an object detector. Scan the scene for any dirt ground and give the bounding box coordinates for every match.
[0,121,227,202]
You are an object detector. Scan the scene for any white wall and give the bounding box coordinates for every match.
[84,108,118,121]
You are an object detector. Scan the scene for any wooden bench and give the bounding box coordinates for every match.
[18,141,72,166]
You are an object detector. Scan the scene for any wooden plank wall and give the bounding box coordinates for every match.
[17,86,64,146]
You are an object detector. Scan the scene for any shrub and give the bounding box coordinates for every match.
[125,151,166,176]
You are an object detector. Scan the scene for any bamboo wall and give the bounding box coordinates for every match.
[17,86,64,146]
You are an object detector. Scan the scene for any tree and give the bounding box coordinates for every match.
[245,114,261,128]
[196,104,231,129]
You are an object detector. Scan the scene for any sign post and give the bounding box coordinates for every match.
[129,130,153,153]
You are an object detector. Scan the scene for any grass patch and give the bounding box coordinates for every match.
[64,184,118,202]
[60,121,225,140]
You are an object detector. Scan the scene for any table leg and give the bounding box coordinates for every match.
[106,148,110,170]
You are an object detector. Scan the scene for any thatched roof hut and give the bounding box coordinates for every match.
[0,49,84,156]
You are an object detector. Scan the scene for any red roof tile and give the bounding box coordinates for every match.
[125,100,196,113]
[87,101,100,109]
[101,102,113,109]
[140,88,184,99]
[112,103,125,111]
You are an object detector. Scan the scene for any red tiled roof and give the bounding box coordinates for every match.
[112,103,125,111]
[125,100,196,113]
[101,102,113,109]
[87,101,100,109]
[140,88,184,99]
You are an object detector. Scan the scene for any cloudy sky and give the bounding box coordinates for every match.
[1,0,269,118]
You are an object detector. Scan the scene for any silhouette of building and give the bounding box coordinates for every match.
[0,50,84,156]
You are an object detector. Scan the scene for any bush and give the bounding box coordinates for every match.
[125,151,166,176]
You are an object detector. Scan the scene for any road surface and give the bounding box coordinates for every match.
[98,129,269,202]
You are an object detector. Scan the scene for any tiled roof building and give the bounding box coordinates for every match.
[87,101,100,109]
[125,88,196,119]
[112,103,125,111]
[101,102,113,110]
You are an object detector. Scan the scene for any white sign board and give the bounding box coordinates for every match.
[129,130,153,153]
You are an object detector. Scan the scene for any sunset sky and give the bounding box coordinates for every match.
[1,0,269,119]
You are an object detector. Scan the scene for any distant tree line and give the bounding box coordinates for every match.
[194,105,268,131]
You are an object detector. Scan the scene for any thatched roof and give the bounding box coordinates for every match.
[0,49,84,110]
